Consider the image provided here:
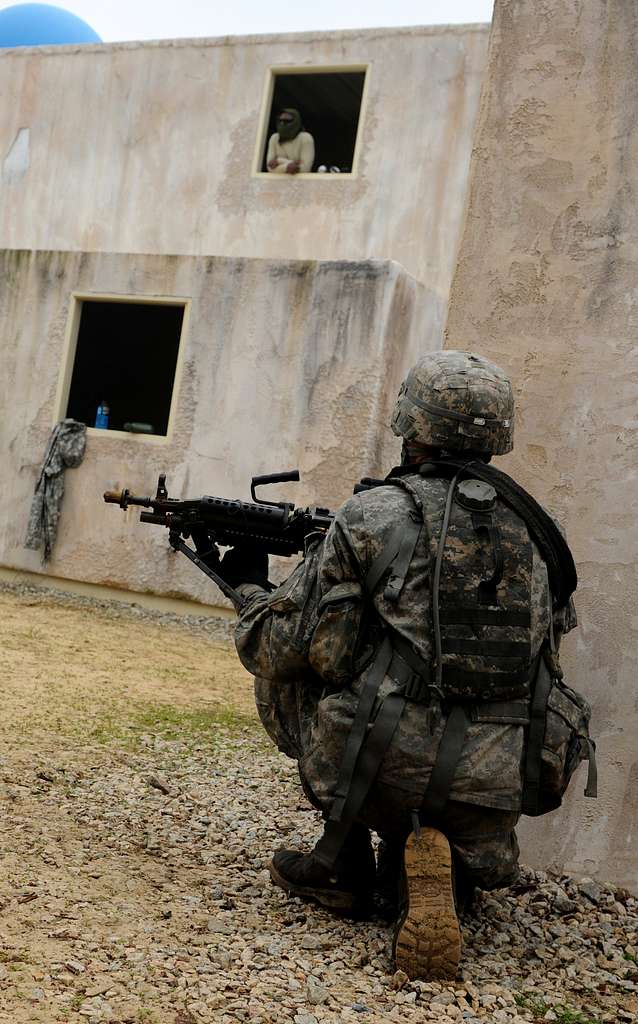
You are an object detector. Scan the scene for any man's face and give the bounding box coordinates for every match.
[276,109,301,141]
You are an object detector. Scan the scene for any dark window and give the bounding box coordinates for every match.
[262,70,366,174]
[66,300,184,436]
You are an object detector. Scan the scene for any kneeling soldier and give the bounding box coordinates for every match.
[211,351,592,980]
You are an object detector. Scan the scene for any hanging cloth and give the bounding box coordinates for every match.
[25,419,87,562]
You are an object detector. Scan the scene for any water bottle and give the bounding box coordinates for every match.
[94,400,110,430]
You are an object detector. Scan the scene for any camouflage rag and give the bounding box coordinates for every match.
[25,419,87,562]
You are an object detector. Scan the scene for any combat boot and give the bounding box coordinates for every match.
[393,827,462,980]
[269,823,375,917]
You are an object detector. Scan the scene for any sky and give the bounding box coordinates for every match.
[0,0,495,43]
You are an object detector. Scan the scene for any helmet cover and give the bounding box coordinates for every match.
[391,351,514,455]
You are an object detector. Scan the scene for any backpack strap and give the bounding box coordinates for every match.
[365,527,403,594]
[431,468,466,710]
[313,687,407,870]
[584,739,598,798]
[384,511,422,602]
[419,705,471,820]
[521,652,552,816]
[364,482,424,603]
[312,636,396,870]
[321,636,393,828]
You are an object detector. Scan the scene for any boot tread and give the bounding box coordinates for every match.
[394,827,461,981]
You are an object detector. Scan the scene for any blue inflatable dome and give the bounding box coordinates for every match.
[0,4,101,47]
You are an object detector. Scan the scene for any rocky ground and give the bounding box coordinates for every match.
[0,581,636,1024]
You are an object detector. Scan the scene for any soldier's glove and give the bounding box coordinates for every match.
[218,545,271,590]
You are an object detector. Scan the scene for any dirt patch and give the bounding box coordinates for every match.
[0,588,255,753]
[0,587,635,1024]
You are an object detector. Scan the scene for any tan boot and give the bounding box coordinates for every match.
[393,827,461,980]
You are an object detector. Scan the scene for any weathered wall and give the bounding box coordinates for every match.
[0,25,487,296]
[0,250,437,605]
[445,0,638,889]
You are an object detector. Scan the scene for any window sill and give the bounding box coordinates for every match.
[252,171,358,181]
[86,426,170,445]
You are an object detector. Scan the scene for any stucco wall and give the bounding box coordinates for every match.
[0,25,487,296]
[0,249,437,605]
[445,0,638,889]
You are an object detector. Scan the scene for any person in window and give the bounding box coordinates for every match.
[266,108,315,174]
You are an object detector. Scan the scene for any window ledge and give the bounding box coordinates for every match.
[86,426,170,444]
[253,171,357,180]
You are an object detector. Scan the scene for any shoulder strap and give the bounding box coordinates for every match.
[365,527,403,594]
[364,484,423,602]
[420,706,471,821]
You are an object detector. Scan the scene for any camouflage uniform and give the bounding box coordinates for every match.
[25,419,87,562]
[235,470,573,890]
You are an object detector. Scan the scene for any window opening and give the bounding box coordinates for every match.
[65,299,185,436]
[261,70,366,175]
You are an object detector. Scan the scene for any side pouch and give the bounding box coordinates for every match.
[522,656,597,816]
[309,581,364,687]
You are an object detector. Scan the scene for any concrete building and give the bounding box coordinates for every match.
[446,0,638,890]
[1,249,432,605]
[0,26,488,284]
[0,23,489,602]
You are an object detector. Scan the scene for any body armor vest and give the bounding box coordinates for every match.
[436,477,535,702]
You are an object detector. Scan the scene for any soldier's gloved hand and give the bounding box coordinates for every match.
[218,545,270,589]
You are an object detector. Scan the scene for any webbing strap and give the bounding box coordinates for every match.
[390,631,534,696]
[432,471,465,694]
[439,608,531,627]
[313,692,407,870]
[472,700,529,723]
[521,656,552,816]
[441,638,530,659]
[384,514,422,602]
[584,739,598,798]
[442,664,533,690]
[323,637,393,826]
[365,528,403,595]
[420,705,470,820]
[472,510,504,603]
[391,630,431,680]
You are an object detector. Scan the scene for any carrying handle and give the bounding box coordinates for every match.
[251,470,300,504]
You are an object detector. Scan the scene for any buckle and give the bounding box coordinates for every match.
[403,673,429,702]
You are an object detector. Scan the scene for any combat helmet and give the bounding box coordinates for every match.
[391,351,514,455]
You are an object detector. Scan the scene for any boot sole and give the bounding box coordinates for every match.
[393,828,461,980]
[269,858,357,911]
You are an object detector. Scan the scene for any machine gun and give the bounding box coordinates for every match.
[103,470,349,606]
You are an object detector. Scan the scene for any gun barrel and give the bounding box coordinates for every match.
[103,489,126,505]
[103,489,153,510]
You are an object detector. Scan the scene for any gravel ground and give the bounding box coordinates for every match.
[0,581,636,1024]
[0,579,236,642]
